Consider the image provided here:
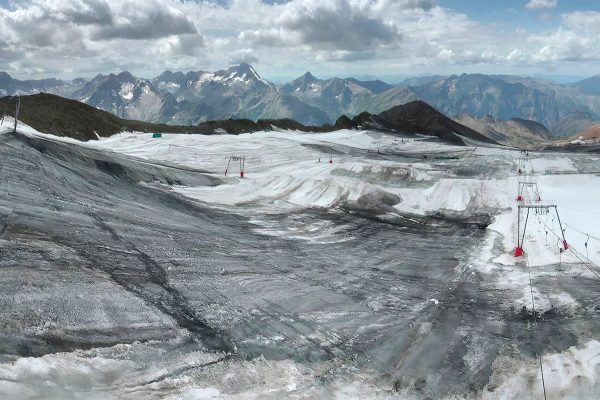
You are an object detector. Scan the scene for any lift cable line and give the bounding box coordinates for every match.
[537,218,600,281]
[512,150,599,399]
[524,246,548,400]
[564,224,600,244]
[560,224,599,262]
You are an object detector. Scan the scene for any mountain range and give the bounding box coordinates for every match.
[454,114,553,147]
[0,93,493,147]
[1,65,599,138]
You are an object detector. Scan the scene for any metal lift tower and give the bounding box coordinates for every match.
[515,202,568,257]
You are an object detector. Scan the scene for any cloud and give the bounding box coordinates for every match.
[525,0,557,10]
[229,48,259,64]
[506,48,523,61]
[0,0,598,80]
[529,11,600,62]
[238,28,294,47]
[51,0,114,25]
[0,0,201,45]
[91,1,198,40]
[156,33,206,56]
[316,50,378,62]
[240,0,399,52]
[0,0,210,78]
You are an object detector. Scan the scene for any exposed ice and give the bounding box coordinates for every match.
[1,120,599,399]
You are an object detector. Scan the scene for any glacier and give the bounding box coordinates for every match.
[0,119,599,399]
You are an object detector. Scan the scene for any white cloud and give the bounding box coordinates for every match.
[506,49,523,61]
[239,0,400,52]
[0,0,208,77]
[229,48,259,65]
[525,0,558,10]
[529,11,600,62]
[0,0,598,80]
[90,1,198,40]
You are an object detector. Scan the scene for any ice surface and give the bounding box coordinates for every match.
[1,121,599,399]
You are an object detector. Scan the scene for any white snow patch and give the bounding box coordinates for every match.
[484,340,600,399]
[119,82,134,100]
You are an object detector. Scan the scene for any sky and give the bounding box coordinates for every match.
[0,0,599,82]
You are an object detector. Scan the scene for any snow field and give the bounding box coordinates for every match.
[4,122,600,399]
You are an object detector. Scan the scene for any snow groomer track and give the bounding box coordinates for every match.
[1,123,599,399]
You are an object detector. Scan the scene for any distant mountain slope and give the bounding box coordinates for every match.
[2,67,600,138]
[1,94,495,147]
[0,93,337,141]
[398,75,446,87]
[510,118,552,139]
[0,93,272,141]
[412,74,582,133]
[283,74,373,121]
[454,114,552,147]
[551,110,597,138]
[366,86,419,114]
[570,75,600,96]
[152,64,330,125]
[572,124,600,140]
[411,73,600,137]
[345,78,393,94]
[0,72,71,97]
[333,100,497,146]
[73,72,165,122]
[282,72,418,122]
[372,100,497,145]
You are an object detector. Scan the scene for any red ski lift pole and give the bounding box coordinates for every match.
[516,206,530,257]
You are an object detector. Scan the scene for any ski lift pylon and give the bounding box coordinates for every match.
[515,203,568,257]
[0,96,20,132]
[318,147,334,164]
[225,155,246,178]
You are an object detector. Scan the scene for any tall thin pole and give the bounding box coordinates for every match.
[13,97,20,133]
[522,208,530,248]
[224,157,231,176]
[517,206,521,247]
[554,206,568,248]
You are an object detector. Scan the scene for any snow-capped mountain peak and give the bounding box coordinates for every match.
[222,63,272,87]
[283,71,324,93]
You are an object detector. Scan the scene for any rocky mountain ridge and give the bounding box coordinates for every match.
[0,93,494,146]
[1,66,599,137]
